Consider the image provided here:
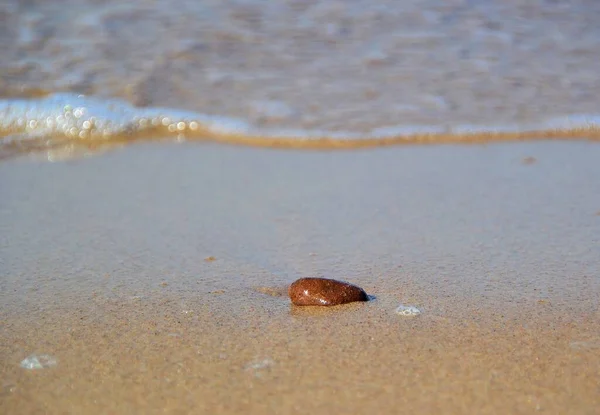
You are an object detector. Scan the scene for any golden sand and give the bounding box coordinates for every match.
[1,142,599,413]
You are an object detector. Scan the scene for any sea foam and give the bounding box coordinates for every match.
[1,93,600,161]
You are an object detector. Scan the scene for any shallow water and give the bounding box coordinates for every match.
[1,0,600,160]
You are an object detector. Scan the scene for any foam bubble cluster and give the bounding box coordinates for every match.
[0,93,254,141]
[2,93,600,161]
[395,304,421,316]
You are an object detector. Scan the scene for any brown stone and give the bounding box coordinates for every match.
[288,278,369,306]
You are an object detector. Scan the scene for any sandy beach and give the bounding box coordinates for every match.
[1,142,599,413]
[2,0,600,413]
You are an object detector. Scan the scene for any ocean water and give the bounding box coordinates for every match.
[1,0,600,161]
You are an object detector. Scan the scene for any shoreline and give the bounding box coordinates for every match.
[3,94,600,162]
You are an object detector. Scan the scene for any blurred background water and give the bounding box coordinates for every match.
[1,0,600,159]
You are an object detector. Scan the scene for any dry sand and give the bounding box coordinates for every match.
[1,141,600,414]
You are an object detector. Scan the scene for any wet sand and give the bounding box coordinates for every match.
[1,142,600,413]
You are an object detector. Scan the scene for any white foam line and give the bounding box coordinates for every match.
[1,93,600,148]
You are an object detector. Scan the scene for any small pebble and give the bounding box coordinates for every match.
[288,277,369,306]
[521,156,537,165]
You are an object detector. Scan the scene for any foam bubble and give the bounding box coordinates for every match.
[395,304,421,316]
[20,354,58,370]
